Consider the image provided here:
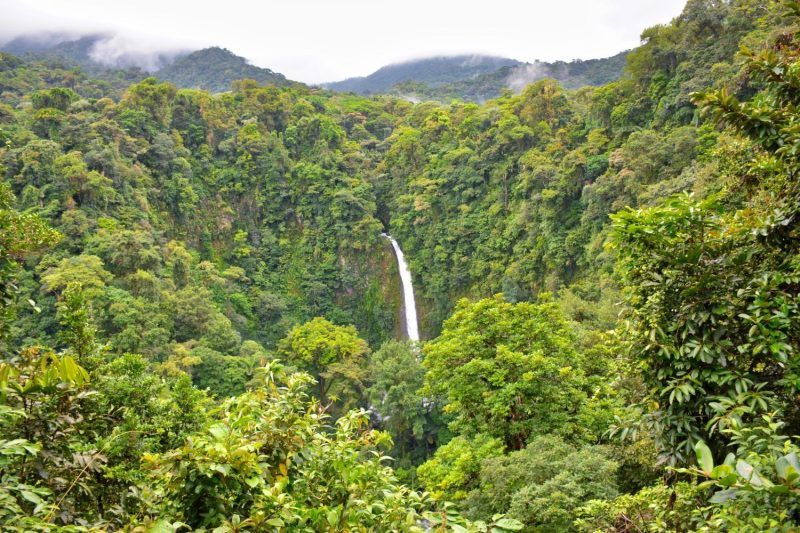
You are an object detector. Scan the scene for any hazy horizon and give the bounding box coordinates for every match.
[0,0,687,83]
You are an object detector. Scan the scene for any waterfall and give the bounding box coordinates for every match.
[382,234,419,342]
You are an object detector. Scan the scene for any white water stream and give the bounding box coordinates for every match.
[382,234,419,342]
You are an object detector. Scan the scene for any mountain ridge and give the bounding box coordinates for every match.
[2,33,627,100]
[324,51,628,101]
[155,46,290,92]
[0,34,292,93]
[324,54,523,93]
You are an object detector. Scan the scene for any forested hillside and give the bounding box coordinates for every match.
[324,55,523,94]
[1,36,295,94]
[1,0,799,531]
[325,52,628,102]
[0,33,183,73]
[154,47,291,93]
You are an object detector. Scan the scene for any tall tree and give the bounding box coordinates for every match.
[277,317,370,411]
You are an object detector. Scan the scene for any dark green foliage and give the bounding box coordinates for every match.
[0,183,60,350]
[599,4,800,530]
[1,65,403,375]
[610,193,799,464]
[156,47,291,93]
[191,347,253,397]
[366,340,444,475]
[610,2,800,465]
[466,435,619,531]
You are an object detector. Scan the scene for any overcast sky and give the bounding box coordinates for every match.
[0,0,687,83]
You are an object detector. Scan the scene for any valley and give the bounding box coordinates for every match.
[0,0,799,530]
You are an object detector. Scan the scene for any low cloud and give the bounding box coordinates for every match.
[506,62,548,93]
[88,34,187,71]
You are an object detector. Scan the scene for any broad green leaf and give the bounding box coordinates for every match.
[709,488,738,504]
[20,490,43,504]
[695,440,714,474]
[326,508,340,527]
[494,517,525,531]
[147,519,178,533]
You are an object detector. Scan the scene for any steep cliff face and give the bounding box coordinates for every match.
[336,240,404,348]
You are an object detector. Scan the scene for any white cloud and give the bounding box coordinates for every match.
[0,0,687,83]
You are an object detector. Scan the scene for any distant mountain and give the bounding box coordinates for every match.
[512,52,629,90]
[156,47,290,93]
[325,52,629,102]
[0,34,292,93]
[325,55,522,94]
[1,33,184,73]
[2,32,79,55]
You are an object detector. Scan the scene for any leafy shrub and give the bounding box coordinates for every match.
[467,435,619,531]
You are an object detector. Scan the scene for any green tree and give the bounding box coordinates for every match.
[610,4,800,464]
[56,281,99,365]
[422,295,595,449]
[39,254,112,297]
[277,317,370,411]
[0,183,59,349]
[366,340,443,471]
[416,434,504,502]
[467,435,619,531]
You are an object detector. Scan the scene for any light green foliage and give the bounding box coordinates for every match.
[277,317,370,411]
[30,87,79,111]
[39,254,112,296]
[417,434,505,502]
[422,295,602,449]
[575,482,702,532]
[144,362,425,531]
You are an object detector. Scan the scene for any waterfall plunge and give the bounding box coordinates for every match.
[382,234,419,342]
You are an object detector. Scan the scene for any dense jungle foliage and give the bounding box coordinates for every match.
[1,0,800,530]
